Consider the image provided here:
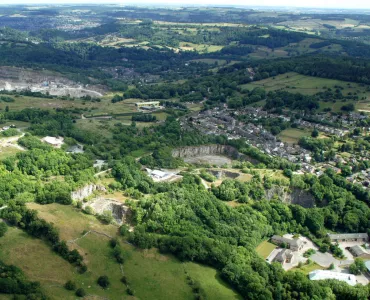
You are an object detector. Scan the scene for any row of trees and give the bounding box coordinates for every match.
[0,201,86,272]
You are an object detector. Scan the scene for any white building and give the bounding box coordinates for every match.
[309,270,357,286]
[151,170,167,179]
[41,136,64,148]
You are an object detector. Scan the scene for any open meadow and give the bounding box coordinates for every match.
[255,240,277,259]
[241,72,370,112]
[0,203,241,299]
[278,128,311,144]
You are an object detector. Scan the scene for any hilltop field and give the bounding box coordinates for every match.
[0,203,240,300]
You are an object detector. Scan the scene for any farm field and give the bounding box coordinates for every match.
[0,94,99,112]
[179,42,224,53]
[241,72,370,112]
[276,18,361,33]
[255,240,277,259]
[278,128,310,144]
[248,46,289,59]
[241,72,370,97]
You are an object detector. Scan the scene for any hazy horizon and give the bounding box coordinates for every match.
[1,0,370,10]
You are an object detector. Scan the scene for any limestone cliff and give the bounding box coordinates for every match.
[265,186,315,208]
[71,184,106,201]
[172,144,258,164]
[83,197,130,225]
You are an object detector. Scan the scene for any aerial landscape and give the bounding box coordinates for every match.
[1,0,370,299]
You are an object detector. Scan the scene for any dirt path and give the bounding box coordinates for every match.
[0,132,25,151]
[94,168,112,177]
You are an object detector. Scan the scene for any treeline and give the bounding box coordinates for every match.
[252,55,370,85]
[0,260,46,298]
[309,41,332,49]
[131,114,157,122]
[0,202,86,272]
[264,90,319,111]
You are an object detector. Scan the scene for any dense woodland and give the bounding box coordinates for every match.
[1,5,370,300]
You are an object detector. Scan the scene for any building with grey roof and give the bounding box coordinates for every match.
[274,249,293,264]
[271,235,304,251]
[349,245,370,259]
[328,233,369,243]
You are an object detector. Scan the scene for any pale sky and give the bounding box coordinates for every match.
[1,0,370,9]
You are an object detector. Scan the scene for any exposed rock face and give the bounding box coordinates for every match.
[265,186,315,208]
[209,169,239,179]
[83,197,130,225]
[0,66,105,98]
[172,144,258,164]
[71,184,106,201]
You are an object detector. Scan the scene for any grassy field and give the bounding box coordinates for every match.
[0,226,78,299]
[255,240,276,259]
[0,92,165,118]
[0,203,241,299]
[0,146,22,160]
[248,45,289,59]
[183,262,242,300]
[240,72,370,112]
[0,94,100,112]
[278,128,310,144]
[241,72,370,97]
[252,169,287,181]
[291,262,326,275]
[179,42,224,53]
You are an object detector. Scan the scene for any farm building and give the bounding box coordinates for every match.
[328,233,369,243]
[146,168,169,180]
[135,101,160,109]
[41,136,64,148]
[349,245,370,259]
[274,249,293,264]
[271,235,304,251]
[309,270,357,286]
[151,170,167,179]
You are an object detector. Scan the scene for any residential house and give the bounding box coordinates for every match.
[271,235,304,251]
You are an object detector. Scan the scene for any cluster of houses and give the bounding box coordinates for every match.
[270,235,305,264]
[184,106,370,188]
[187,108,315,169]
[269,233,370,286]
[347,168,370,189]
